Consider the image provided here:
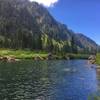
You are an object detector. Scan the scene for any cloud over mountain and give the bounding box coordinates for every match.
[29,0,59,7]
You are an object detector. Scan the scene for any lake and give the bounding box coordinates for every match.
[0,60,98,100]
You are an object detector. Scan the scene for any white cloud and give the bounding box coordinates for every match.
[29,0,59,7]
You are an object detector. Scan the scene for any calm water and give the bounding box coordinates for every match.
[0,60,98,100]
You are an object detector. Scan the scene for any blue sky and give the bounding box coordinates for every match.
[30,0,100,44]
[47,0,100,44]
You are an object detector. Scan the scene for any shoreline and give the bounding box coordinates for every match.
[0,49,90,62]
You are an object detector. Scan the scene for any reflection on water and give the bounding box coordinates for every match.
[0,60,98,100]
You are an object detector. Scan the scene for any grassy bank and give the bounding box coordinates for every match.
[0,49,90,59]
[96,53,100,65]
[0,49,48,59]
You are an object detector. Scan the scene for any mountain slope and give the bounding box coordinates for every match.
[74,33,98,53]
[0,0,98,53]
[24,1,73,41]
[0,0,42,49]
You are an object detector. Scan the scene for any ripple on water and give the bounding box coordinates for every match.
[0,60,98,100]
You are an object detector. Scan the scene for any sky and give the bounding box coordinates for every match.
[30,0,100,44]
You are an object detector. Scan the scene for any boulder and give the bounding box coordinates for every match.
[0,57,3,60]
[7,57,16,62]
[88,55,96,64]
[0,56,20,62]
[2,56,8,61]
[47,53,53,60]
[33,56,44,60]
[88,55,96,60]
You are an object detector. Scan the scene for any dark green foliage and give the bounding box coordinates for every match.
[71,36,78,53]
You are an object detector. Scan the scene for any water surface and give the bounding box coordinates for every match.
[0,60,97,100]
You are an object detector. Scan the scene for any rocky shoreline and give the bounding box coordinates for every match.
[0,53,90,63]
[0,53,70,62]
[0,56,20,62]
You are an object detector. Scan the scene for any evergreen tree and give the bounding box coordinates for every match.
[71,36,78,53]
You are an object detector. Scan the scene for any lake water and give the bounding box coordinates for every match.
[0,60,98,100]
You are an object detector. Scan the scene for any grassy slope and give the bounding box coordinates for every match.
[96,53,100,65]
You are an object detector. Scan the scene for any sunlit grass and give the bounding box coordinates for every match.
[0,49,48,59]
[96,53,100,65]
[0,49,90,59]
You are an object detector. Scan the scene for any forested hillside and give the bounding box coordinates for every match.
[0,0,98,54]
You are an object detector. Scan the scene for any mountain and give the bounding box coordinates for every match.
[28,2,73,41]
[0,0,98,54]
[74,33,98,53]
